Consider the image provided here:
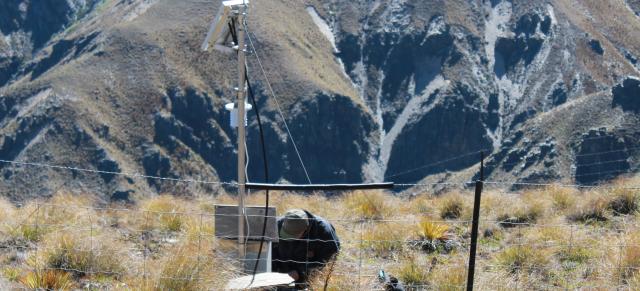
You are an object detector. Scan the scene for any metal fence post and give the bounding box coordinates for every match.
[466,152,484,291]
[143,210,149,287]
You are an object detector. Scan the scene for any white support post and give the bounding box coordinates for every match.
[236,9,248,260]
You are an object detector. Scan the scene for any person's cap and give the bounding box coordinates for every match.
[280,209,309,239]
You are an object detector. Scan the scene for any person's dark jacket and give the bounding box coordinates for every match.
[272,210,340,284]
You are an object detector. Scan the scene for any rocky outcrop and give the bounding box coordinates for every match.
[385,83,494,183]
[589,39,604,55]
[494,13,551,77]
[574,129,633,185]
[0,0,101,87]
[28,32,100,80]
[285,94,376,183]
[612,77,640,113]
[142,145,172,189]
[0,0,99,48]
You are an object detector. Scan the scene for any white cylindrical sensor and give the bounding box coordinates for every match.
[225,102,253,128]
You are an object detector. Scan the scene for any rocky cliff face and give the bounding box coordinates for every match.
[316,0,640,187]
[1,0,639,201]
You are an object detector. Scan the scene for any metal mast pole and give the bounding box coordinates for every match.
[235,8,247,259]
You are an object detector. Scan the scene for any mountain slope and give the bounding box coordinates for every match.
[0,0,639,201]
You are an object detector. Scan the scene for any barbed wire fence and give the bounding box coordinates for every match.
[0,146,639,290]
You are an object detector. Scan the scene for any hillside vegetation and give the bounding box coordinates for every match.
[2,0,640,201]
[1,176,640,290]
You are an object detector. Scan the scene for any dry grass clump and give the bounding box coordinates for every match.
[568,191,609,223]
[308,256,375,291]
[409,193,438,217]
[495,246,550,274]
[547,186,578,212]
[394,256,429,286]
[182,215,215,243]
[557,245,593,264]
[344,190,393,220]
[28,231,125,279]
[617,231,640,282]
[428,264,467,291]
[308,267,346,291]
[416,220,449,241]
[5,221,44,243]
[2,192,95,244]
[497,197,545,227]
[127,242,238,291]
[480,190,514,221]
[438,192,467,220]
[0,198,15,223]
[360,222,406,257]
[156,244,208,291]
[140,195,186,232]
[608,187,638,215]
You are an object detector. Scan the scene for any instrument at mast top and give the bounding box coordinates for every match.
[200,0,249,53]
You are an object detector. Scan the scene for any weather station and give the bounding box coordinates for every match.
[200,0,394,289]
[201,0,287,289]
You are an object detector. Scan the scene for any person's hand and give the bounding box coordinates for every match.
[288,270,300,281]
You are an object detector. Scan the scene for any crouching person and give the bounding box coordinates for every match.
[272,209,340,289]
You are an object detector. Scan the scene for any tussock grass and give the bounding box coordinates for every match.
[438,192,467,219]
[140,195,186,232]
[344,190,393,220]
[19,270,75,290]
[429,264,467,291]
[496,246,550,274]
[409,194,437,217]
[497,193,546,228]
[2,266,21,282]
[557,245,593,264]
[125,241,238,291]
[2,192,95,244]
[416,220,449,241]
[360,222,406,257]
[156,243,209,291]
[568,191,609,223]
[547,186,578,212]
[395,256,429,286]
[608,186,638,215]
[28,231,125,279]
[2,178,640,289]
[617,231,640,282]
[0,198,15,223]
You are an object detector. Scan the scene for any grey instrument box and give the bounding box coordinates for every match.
[214,205,278,241]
